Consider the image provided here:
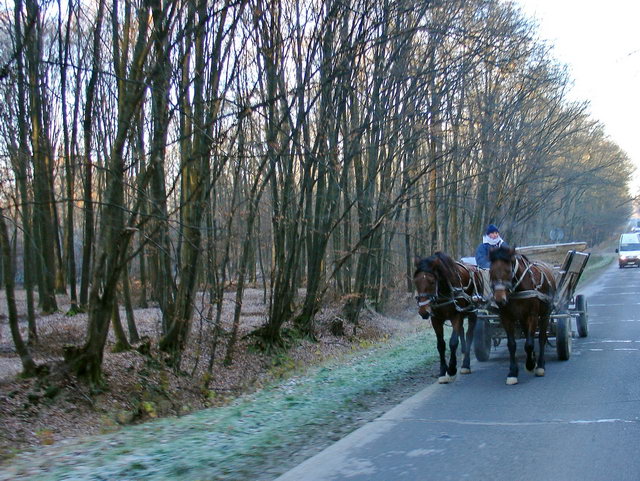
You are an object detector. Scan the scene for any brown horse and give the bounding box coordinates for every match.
[413,252,484,383]
[489,246,557,385]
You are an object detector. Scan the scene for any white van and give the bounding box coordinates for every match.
[616,233,640,268]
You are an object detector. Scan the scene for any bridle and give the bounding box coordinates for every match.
[491,255,523,294]
[491,277,514,294]
[415,293,436,307]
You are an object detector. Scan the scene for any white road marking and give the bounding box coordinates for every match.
[582,340,633,343]
[406,449,445,457]
[569,419,637,424]
[393,418,639,426]
[584,348,639,352]
[589,303,640,307]
[591,292,640,295]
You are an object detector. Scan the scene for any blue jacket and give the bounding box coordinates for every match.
[475,239,508,269]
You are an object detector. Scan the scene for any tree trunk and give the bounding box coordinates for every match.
[65,0,151,384]
[137,225,148,309]
[224,157,270,363]
[12,0,37,342]
[79,0,106,308]
[0,208,38,377]
[121,265,139,343]
[58,0,79,313]
[111,294,132,352]
[146,0,173,318]
[159,0,242,358]
[24,0,58,313]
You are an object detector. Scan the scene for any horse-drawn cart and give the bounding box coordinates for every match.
[473,248,590,363]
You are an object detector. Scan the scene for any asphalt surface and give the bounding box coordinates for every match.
[275,262,640,481]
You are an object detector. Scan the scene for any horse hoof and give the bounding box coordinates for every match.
[438,375,450,384]
[460,368,471,375]
[506,377,518,385]
[526,365,535,373]
[535,368,545,377]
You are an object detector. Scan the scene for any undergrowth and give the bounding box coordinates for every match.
[0,328,438,481]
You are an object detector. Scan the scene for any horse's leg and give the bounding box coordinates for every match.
[535,308,550,377]
[432,319,450,383]
[524,309,537,373]
[460,312,476,374]
[447,316,461,379]
[505,319,519,385]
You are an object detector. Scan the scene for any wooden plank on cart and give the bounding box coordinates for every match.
[554,250,590,310]
[516,242,588,266]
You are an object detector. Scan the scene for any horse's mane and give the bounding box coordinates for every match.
[489,246,555,292]
[414,256,435,276]
[433,251,460,280]
[415,251,481,300]
[489,245,514,263]
[489,246,533,265]
[414,252,459,281]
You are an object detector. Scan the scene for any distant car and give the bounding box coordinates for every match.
[631,227,640,233]
[616,233,640,268]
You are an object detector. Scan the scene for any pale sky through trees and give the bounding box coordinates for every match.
[513,0,640,195]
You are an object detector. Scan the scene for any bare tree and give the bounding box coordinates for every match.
[23,0,58,313]
[0,208,38,376]
[79,0,106,308]
[159,0,249,359]
[64,0,155,383]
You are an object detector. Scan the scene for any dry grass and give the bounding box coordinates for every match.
[0,287,422,462]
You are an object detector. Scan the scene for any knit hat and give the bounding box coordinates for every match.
[486,224,499,235]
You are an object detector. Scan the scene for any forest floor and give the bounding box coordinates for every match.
[0,285,433,471]
[0,248,615,480]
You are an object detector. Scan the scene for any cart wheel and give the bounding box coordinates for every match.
[556,317,571,361]
[575,295,588,338]
[474,319,492,362]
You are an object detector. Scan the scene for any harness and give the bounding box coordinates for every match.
[416,262,483,312]
[494,256,554,304]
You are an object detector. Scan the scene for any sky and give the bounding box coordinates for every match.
[512,0,640,196]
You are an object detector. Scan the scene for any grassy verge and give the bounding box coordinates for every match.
[576,251,616,289]
[0,328,438,481]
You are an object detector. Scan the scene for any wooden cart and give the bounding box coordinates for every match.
[473,248,590,362]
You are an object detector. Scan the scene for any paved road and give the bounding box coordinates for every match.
[275,263,640,481]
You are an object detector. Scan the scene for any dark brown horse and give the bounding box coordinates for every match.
[489,246,557,385]
[413,252,484,383]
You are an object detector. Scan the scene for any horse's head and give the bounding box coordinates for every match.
[489,246,516,305]
[413,256,439,320]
